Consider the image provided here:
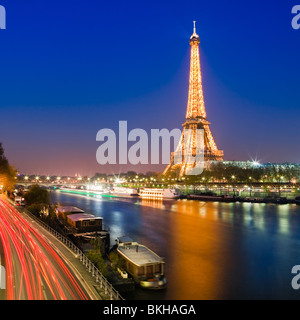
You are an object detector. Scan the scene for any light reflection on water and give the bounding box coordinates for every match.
[51,191,300,300]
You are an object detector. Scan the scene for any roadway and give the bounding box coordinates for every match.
[0,197,93,300]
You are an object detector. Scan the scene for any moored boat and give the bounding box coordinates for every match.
[139,188,180,199]
[55,205,110,254]
[115,236,167,290]
[187,194,237,202]
[187,194,222,201]
[110,187,139,197]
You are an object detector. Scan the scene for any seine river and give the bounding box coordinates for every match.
[51,191,300,300]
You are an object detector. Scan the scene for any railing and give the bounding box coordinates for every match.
[21,206,123,300]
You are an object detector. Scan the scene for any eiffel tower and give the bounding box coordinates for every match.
[163,22,223,178]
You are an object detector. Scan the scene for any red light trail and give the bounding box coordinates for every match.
[0,198,89,300]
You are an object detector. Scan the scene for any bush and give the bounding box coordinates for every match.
[108,251,125,269]
[86,250,108,277]
[26,203,48,217]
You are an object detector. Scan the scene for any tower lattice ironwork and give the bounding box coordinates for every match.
[163,22,223,177]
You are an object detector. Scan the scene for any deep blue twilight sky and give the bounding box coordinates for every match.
[0,0,299,175]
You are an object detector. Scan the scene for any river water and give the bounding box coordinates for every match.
[51,190,300,300]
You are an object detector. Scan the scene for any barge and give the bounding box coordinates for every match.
[115,236,167,290]
[55,206,110,255]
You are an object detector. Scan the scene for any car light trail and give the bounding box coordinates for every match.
[0,198,89,300]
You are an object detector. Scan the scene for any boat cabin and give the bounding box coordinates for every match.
[67,213,103,233]
[56,206,84,220]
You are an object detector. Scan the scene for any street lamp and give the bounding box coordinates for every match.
[279,176,284,197]
[231,175,236,196]
[248,177,252,196]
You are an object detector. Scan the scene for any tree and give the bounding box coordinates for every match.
[24,185,50,206]
[24,185,50,217]
[0,143,16,191]
[91,173,107,182]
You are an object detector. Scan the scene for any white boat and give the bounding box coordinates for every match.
[111,187,139,197]
[139,188,180,199]
[116,236,167,290]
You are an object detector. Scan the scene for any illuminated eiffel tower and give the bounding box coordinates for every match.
[163,22,223,178]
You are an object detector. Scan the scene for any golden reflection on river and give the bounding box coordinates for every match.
[138,199,300,299]
[166,200,235,299]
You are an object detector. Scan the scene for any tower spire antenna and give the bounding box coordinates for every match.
[193,21,196,34]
